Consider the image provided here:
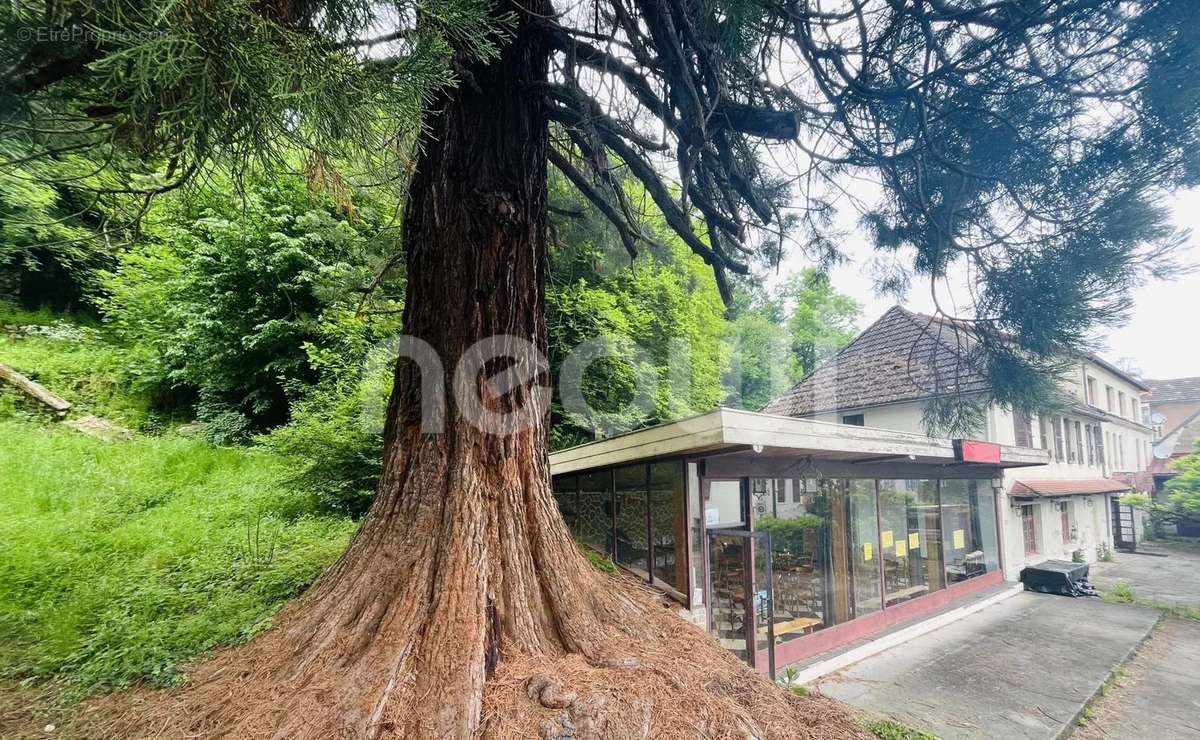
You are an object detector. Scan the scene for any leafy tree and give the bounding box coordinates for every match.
[724,303,790,411]
[1167,445,1200,520]
[782,269,861,381]
[100,172,400,433]
[547,173,728,446]
[5,0,1199,736]
[0,145,117,310]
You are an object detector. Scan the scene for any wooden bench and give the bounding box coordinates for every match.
[758,616,823,637]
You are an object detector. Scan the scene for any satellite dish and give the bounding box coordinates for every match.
[1153,443,1173,460]
[1150,412,1167,426]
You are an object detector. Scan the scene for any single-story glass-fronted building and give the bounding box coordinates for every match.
[549,408,1047,673]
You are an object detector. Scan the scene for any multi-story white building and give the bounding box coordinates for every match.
[763,306,1154,578]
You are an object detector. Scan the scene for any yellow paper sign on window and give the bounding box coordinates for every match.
[863,542,873,561]
[881,530,894,548]
[953,529,965,549]
[908,532,920,549]
[895,540,907,557]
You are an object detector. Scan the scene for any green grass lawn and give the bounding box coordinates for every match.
[0,302,151,427]
[0,420,357,696]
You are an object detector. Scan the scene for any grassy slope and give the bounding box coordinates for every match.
[0,304,357,696]
[0,421,358,694]
[0,303,149,427]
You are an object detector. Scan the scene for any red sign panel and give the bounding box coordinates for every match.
[954,439,1001,464]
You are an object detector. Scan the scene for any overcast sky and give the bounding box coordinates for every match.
[767,188,1200,382]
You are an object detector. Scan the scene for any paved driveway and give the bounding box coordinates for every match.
[1074,617,1200,740]
[810,592,1160,739]
[1089,543,1200,607]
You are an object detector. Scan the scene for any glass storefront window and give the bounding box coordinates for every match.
[649,462,687,595]
[614,465,649,575]
[940,480,1000,582]
[705,480,745,527]
[845,479,882,619]
[552,475,577,529]
[879,479,944,606]
[577,471,613,557]
[757,478,829,641]
[688,462,704,607]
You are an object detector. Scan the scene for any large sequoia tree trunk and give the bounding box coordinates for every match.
[155,9,638,738]
[92,7,872,740]
[275,4,644,733]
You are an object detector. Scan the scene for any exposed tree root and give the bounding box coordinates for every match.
[57,422,872,739]
[70,568,871,740]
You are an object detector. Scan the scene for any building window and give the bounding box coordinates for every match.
[1053,419,1064,461]
[1086,425,1095,465]
[614,465,650,576]
[649,462,687,595]
[1096,428,1106,465]
[879,479,944,607]
[1118,392,1127,418]
[1086,377,1098,407]
[1074,421,1084,463]
[844,480,883,620]
[1064,419,1075,463]
[553,475,579,529]
[842,414,865,426]
[577,470,614,557]
[1106,386,1115,412]
[707,479,745,527]
[940,480,1000,583]
[1013,409,1033,447]
[759,478,832,639]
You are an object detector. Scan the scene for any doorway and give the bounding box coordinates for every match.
[1021,505,1038,556]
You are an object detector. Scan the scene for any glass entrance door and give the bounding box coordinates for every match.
[707,528,774,677]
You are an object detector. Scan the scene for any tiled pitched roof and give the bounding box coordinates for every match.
[1145,376,1200,404]
[1011,479,1132,497]
[761,306,990,417]
[1160,408,1200,457]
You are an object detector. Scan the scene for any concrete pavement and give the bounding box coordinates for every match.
[1089,543,1200,608]
[810,592,1160,739]
[1074,617,1200,739]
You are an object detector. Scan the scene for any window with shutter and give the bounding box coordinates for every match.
[1013,409,1033,447]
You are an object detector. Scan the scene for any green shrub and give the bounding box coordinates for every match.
[757,514,825,554]
[259,353,393,517]
[0,420,356,694]
[864,718,937,740]
[0,147,115,312]
[99,173,401,431]
[1102,582,1135,604]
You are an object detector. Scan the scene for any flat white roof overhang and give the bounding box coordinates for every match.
[549,408,1048,476]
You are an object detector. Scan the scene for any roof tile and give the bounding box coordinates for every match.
[762,306,989,417]
[1011,479,1132,497]
[1146,376,1200,405]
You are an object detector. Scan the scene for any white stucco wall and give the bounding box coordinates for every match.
[996,492,1114,580]
[803,400,931,434]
